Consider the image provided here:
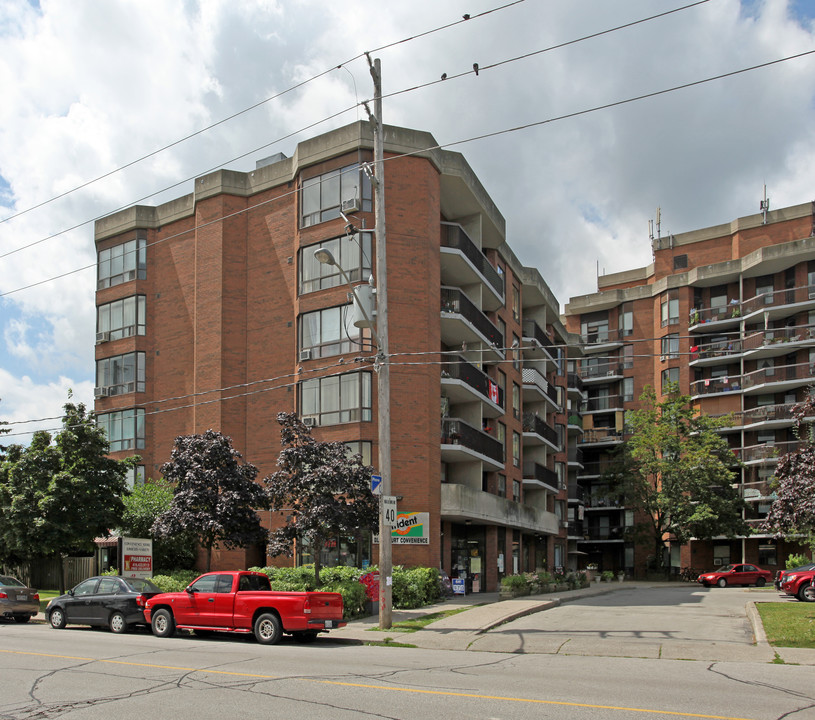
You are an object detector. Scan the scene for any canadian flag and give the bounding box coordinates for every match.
[489,381,499,404]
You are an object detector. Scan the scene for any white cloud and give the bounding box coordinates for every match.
[1,0,814,433]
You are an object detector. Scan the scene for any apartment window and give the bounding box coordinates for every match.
[96,352,146,396]
[618,302,633,336]
[512,383,521,420]
[498,474,506,497]
[622,344,634,369]
[97,409,145,452]
[622,377,634,402]
[580,312,609,343]
[496,263,506,298]
[300,164,372,227]
[344,441,373,466]
[97,295,146,341]
[661,367,679,393]
[661,333,679,359]
[808,261,815,296]
[299,304,370,358]
[512,431,520,467]
[660,290,679,327]
[512,333,521,370]
[125,465,145,489]
[300,371,372,425]
[299,233,373,295]
[555,462,565,488]
[512,479,521,503]
[673,254,688,270]
[97,236,146,289]
[755,275,774,304]
[512,285,521,322]
[497,423,506,462]
[710,285,728,313]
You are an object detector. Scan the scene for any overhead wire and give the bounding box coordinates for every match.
[3,46,814,299]
[0,0,706,261]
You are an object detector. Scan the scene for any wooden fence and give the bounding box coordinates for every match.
[2,556,96,590]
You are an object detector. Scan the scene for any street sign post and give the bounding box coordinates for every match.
[382,495,397,527]
[371,474,382,496]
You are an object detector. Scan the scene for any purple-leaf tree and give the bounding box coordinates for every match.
[265,413,377,587]
[152,429,268,572]
[764,394,815,554]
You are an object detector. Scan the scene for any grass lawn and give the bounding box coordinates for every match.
[367,606,474,633]
[37,590,60,613]
[756,602,815,648]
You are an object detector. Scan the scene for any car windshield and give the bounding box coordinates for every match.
[0,576,25,587]
[122,578,161,593]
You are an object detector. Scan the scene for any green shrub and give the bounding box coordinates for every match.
[786,554,811,570]
[501,574,528,590]
[101,567,119,576]
[150,571,200,592]
[323,580,367,618]
[601,571,615,581]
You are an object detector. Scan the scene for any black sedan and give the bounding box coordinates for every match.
[46,576,162,633]
[0,575,39,623]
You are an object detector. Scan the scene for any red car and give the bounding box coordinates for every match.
[696,563,773,588]
[778,568,815,602]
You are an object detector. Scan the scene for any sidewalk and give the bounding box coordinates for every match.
[325,582,815,664]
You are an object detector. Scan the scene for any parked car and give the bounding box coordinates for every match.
[46,576,162,633]
[0,575,40,623]
[778,568,815,602]
[696,563,774,588]
[775,563,815,591]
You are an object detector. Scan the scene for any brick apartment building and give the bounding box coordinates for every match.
[564,201,815,577]
[93,122,576,592]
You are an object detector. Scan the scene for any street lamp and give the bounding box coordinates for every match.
[313,245,393,628]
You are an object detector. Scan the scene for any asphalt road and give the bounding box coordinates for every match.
[1,588,814,720]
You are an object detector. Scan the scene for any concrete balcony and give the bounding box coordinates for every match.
[441,417,504,470]
[578,427,624,446]
[522,412,559,452]
[521,319,556,363]
[521,367,559,411]
[741,361,815,395]
[522,461,562,493]
[441,355,503,418]
[440,222,504,312]
[440,287,503,364]
[441,482,560,534]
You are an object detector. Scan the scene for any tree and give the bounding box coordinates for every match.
[152,429,268,572]
[0,401,134,590]
[118,480,196,570]
[265,413,378,586]
[608,384,748,573]
[763,394,815,554]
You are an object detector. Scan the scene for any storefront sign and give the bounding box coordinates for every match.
[119,537,153,579]
[452,578,466,595]
[372,511,431,544]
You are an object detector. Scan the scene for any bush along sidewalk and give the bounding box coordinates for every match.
[500,570,590,598]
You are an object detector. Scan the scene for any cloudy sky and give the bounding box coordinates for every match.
[1,0,814,441]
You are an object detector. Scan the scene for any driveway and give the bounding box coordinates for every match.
[468,583,779,661]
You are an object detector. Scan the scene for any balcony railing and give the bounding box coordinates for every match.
[742,403,796,425]
[736,440,804,463]
[689,303,742,326]
[522,412,559,447]
[579,427,624,444]
[739,480,777,500]
[440,223,504,298]
[690,338,743,361]
[580,328,626,346]
[690,376,743,396]
[582,394,624,412]
[441,417,504,465]
[523,462,561,489]
[577,460,615,476]
[741,284,815,316]
[522,367,558,405]
[568,483,585,502]
[741,361,815,390]
[583,525,628,541]
[522,319,555,354]
[441,355,504,408]
[568,520,584,537]
[567,372,585,394]
[580,363,624,380]
[440,287,504,348]
[568,446,584,466]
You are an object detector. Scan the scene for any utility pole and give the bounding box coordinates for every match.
[366,54,392,630]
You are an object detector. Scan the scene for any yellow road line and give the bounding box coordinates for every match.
[0,649,757,720]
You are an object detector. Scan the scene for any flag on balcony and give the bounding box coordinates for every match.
[489,380,499,404]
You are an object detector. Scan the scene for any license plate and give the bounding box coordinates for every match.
[324,620,333,629]
[17,595,27,601]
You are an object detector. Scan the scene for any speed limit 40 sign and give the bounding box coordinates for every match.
[382,496,397,527]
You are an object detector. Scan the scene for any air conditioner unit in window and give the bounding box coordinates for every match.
[660,355,666,362]
[94,386,109,398]
[303,416,318,428]
[96,331,111,344]
[124,381,136,393]
[299,349,312,362]
[124,270,136,282]
[341,197,360,214]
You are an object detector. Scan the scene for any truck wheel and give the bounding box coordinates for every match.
[254,613,282,645]
[717,578,727,588]
[49,608,66,629]
[109,612,127,634]
[151,609,176,638]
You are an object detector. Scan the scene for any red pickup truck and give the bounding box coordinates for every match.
[144,571,346,644]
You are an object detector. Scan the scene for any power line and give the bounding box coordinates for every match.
[3,47,812,299]
[0,0,703,262]
[0,1,524,242]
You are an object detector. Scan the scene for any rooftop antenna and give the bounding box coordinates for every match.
[760,184,770,224]
[648,219,654,242]
[656,206,662,239]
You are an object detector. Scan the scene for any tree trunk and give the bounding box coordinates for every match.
[205,544,212,573]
